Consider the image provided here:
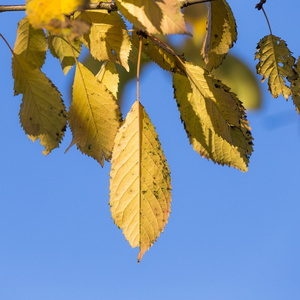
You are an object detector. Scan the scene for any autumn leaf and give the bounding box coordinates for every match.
[201,0,237,71]
[26,0,84,26]
[132,32,180,72]
[291,57,300,114]
[48,34,82,75]
[12,54,67,155]
[255,34,296,99]
[68,62,122,166]
[78,10,131,71]
[115,0,188,35]
[96,61,119,99]
[173,62,253,171]
[14,16,48,69]
[110,100,171,262]
[26,0,88,38]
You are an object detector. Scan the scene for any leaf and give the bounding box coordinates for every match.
[14,16,48,69]
[115,0,188,35]
[26,0,84,28]
[48,34,82,75]
[96,61,119,99]
[132,32,180,72]
[212,55,262,110]
[78,10,131,71]
[255,34,296,99]
[68,62,122,166]
[109,100,171,262]
[291,57,300,114]
[201,0,237,71]
[173,62,253,171]
[12,54,67,155]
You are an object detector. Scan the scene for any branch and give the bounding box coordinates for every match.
[255,0,266,10]
[0,2,117,13]
[0,0,213,13]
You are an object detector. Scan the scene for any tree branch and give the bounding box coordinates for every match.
[0,0,213,13]
[0,2,117,13]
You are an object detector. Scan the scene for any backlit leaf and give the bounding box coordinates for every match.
[212,55,262,110]
[26,0,85,33]
[173,62,253,171]
[12,54,67,155]
[68,62,122,166]
[14,16,47,69]
[48,34,82,75]
[110,100,171,262]
[115,0,188,35]
[132,32,180,72]
[96,61,119,99]
[78,10,131,71]
[201,0,237,71]
[255,34,296,99]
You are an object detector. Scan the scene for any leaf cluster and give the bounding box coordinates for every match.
[1,0,299,261]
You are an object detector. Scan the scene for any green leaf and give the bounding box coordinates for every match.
[14,16,48,69]
[12,54,67,155]
[115,0,188,35]
[96,61,119,99]
[68,62,122,166]
[48,34,82,75]
[291,57,300,114]
[173,62,253,171]
[255,34,296,99]
[78,10,131,71]
[110,100,171,262]
[201,0,237,71]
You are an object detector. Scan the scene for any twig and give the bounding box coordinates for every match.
[0,0,213,13]
[255,0,266,10]
[0,2,117,13]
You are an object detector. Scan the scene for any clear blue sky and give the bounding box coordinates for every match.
[1,1,300,299]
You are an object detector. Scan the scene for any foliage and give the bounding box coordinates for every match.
[0,0,299,262]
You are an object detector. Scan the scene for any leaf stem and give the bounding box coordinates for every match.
[0,32,14,53]
[136,34,143,263]
[137,36,143,104]
[180,0,215,8]
[261,6,273,36]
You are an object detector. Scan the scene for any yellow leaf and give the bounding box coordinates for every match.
[26,0,84,28]
[26,0,89,38]
[212,55,262,110]
[68,62,122,166]
[48,34,82,75]
[132,32,180,72]
[14,16,48,69]
[115,0,188,35]
[12,54,67,155]
[291,57,300,114]
[110,100,171,262]
[78,10,131,71]
[201,0,237,71]
[173,62,253,171]
[255,34,296,99]
[96,61,119,99]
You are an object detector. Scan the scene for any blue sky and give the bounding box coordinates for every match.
[1,1,300,299]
